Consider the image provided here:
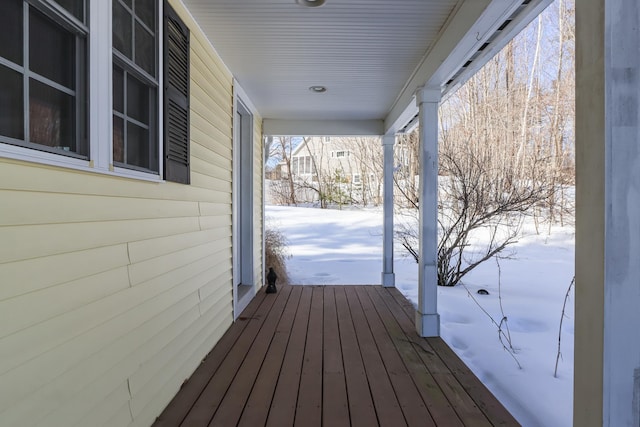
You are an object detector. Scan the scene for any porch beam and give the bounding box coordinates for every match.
[263,119,384,137]
[415,86,440,337]
[575,1,640,426]
[382,134,395,288]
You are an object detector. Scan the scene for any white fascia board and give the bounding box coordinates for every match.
[289,138,309,157]
[263,119,384,137]
[385,0,551,134]
[440,0,554,101]
[384,0,493,134]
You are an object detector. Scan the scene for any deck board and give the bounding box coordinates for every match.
[153,285,520,427]
[355,286,435,427]
[294,286,324,427]
[334,287,378,427]
[322,287,350,427]
[237,285,302,427]
[264,286,312,427]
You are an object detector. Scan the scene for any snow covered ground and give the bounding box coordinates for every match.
[266,204,575,427]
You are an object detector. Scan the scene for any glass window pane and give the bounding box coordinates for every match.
[126,74,149,124]
[135,22,155,76]
[122,0,132,8]
[126,122,150,169]
[0,0,23,65]
[135,0,155,30]
[113,115,124,163]
[29,8,75,89]
[29,79,75,152]
[113,65,124,113]
[0,65,24,140]
[53,0,84,22]
[113,0,132,59]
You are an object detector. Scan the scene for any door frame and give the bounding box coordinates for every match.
[232,81,257,319]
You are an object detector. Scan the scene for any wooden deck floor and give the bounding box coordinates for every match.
[153,285,520,427]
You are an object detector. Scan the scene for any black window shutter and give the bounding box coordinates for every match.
[164,1,190,184]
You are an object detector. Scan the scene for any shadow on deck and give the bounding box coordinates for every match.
[153,285,520,427]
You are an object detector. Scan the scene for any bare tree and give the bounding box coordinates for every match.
[269,136,298,205]
[394,0,574,286]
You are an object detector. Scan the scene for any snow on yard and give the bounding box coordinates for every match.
[266,204,575,427]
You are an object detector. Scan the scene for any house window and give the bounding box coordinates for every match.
[336,150,349,158]
[353,174,361,184]
[0,0,88,157]
[112,0,159,173]
[0,0,190,183]
[322,136,331,143]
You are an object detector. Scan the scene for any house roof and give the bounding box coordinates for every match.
[182,0,551,135]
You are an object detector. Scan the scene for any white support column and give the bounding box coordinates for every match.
[575,1,640,426]
[381,134,395,288]
[415,87,441,337]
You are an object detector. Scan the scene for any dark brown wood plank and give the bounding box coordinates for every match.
[375,286,494,426]
[334,286,378,427]
[153,290,268,427]
[265,286,313,427]
[383,287,519,426]
[322,287,350,427]
[345,286,407,427]
[368,286,470,427]
[354,286,435,427]
[237,285,303,427]
[426,338,520,427]
[294,286,324,427]
[179,289,286,426]
[209,286,294,427]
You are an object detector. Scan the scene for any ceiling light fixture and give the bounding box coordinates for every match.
[309,85,327,93]
[297,0,326,7]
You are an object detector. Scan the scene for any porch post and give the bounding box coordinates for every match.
[382,134,395,287]
[415,86,440,337]
[575,2,640,426]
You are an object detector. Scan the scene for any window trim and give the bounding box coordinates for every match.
[0,0,166,183]
[0,1,89,159]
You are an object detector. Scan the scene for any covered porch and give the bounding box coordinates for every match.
[153,285,518,426]
[180,0,640,425]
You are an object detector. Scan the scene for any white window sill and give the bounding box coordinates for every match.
[0,143,164,183]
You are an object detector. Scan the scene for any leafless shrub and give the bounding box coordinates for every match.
[554,276,574,377]
[265,225,291,285]
[397,132,554,287]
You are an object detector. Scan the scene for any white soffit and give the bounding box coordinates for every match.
[181,0,459,122]
[182,0,550,135]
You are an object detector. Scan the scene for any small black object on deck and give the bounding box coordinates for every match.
[266,267,277,294]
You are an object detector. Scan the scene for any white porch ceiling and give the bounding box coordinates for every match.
[181,0,551,134]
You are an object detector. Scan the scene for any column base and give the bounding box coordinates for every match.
[381,272,395,288]
[415,311,440,337]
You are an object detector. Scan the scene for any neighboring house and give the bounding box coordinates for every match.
[276,136,382,205]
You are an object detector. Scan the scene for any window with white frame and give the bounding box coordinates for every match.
[335,150,349,158]
[112,0,158,172]
[0,0,190,183]
[0,0,88,157]
[291,155,314,175]
[352,173,361,184]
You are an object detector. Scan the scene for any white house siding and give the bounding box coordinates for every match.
[0,0,263,426]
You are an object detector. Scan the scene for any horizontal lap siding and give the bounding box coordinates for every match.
[0,0,247,426]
